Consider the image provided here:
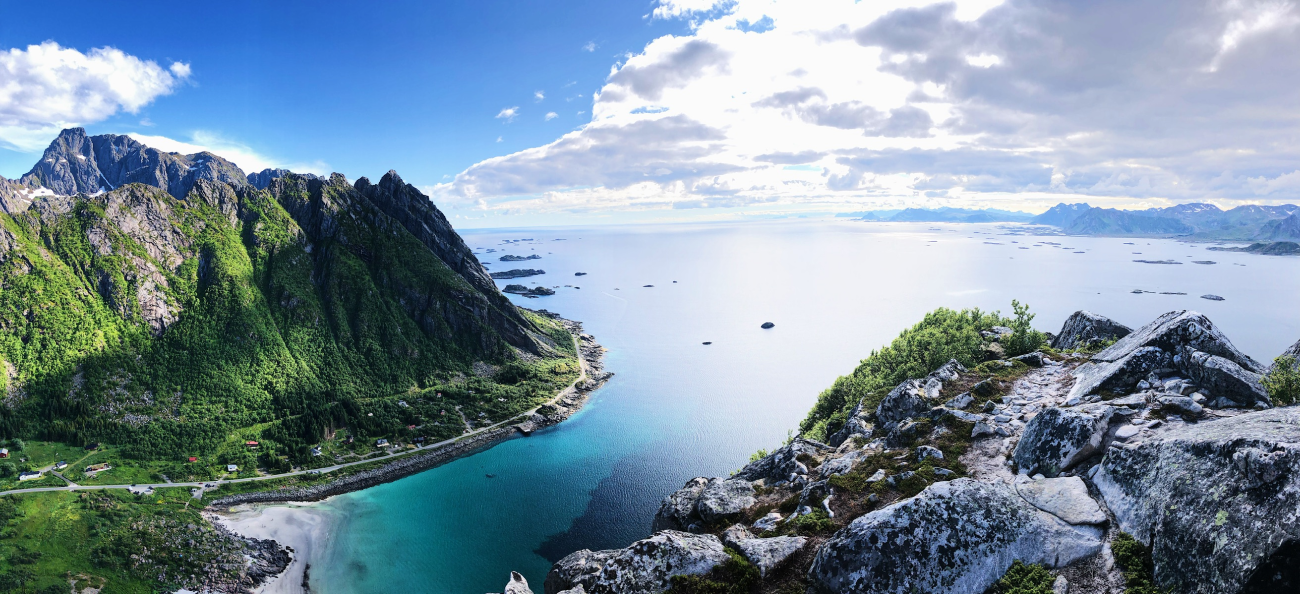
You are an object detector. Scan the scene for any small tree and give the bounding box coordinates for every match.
[1003,300,1048,357]
[1264,356,1300,407]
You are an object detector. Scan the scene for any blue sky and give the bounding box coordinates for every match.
[0,0,685,190]
[3,0,1300,227]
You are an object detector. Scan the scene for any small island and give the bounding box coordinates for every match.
[500,254,542,262]
[491,268,546,279]
[503,284,556,297]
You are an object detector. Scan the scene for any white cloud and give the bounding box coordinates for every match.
[497,136,504,142]
[583,41,598,52]
[127,131,329,175]
[534,90,545,102]
[442,0,1300,216]
[0,41,190,151]
[545,112,559,121]
[652,0,735,19]
[496,106,519,122]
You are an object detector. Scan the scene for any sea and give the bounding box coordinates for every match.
[290,220,1300,593]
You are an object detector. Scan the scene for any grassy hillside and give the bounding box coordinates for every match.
[0,175,577,480]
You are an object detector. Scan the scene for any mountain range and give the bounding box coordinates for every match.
[0,128,574,464]
[843,201,1300,241]
[1032,202,1300,240]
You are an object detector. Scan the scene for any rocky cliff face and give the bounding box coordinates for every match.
[0,131,562,458]
[17,128,248,201]
[521,309,1298,594]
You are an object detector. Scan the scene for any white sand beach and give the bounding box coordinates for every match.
[209,502,335,594]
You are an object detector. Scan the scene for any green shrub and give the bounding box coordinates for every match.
[789,509,834,535]
[1264,356,1300,407]
[668,548,760,594]
[991,560,1056,594]
[748,448,768,463]
[800,306,1017,436]
[1111,532,1166,594]
[1002,300,1048,357]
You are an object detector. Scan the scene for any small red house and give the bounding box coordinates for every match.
[245,441,260,448]
[188,457,198,462]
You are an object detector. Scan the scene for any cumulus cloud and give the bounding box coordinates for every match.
[0,41,190,151]
[496,106,519,122]
[444,0,1300,215]
[534,90,545,102]
[545,112,559,121]
[583,41,598,52]
[127,131,329,176]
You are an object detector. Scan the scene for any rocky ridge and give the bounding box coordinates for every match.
[511,309,1297,594]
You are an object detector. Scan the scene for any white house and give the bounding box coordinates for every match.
[18,471,42,481]
[227,464,239,472]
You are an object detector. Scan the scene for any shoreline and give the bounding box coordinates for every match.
[207,318,609,592]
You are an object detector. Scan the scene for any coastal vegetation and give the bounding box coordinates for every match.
[799,302,1046,442]
[1264,356,1300,407]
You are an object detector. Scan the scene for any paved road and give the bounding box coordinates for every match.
[1,334,590,498]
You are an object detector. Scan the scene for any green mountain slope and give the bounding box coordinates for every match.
[0,151,574,470]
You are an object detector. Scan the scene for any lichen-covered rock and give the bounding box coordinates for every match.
[732,536,806,577]
[651,477,710,532]
[1052,311,1132,350]
[1181,349,1268,407]
[818,449,866,479]
[827,399,873,447]
[719,524,753,548]
[1014,476,1106,525]
[875,379,931,431]
[1282,338,1300,360]
[807,479,1103,594]
[733,438,829,482]
[1093,311,1261,371]
[544,531,729,594]
[505,571,534,594]
[695,478,756,524]
[1068,311,1267,407]
[1013,406,1118,476]
[1069,346,1175,401]
[1092,407,1300,594]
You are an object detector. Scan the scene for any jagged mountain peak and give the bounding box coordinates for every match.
[16,127,248,203]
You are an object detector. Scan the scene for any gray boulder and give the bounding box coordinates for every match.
[875,379,931,431]
[545,531,730,594]
[732,536,806,578]
[695,478,756,524]
[1282,338,1300,360]
[807,479,1103,594]
[827,399,873,447]
[1052,311,1132,350]
[719,524,754,549]
[505,571,534,594]
[733,438,828,482]
[1093,407,1300,594]
[1091,310,1264,373]
[1182,350,1268,407]
[1014,476,1106,525]
[1067,311,1266,404]
[1013,406,1118,477]
[651,477,709,532]
[818,449,866,479]
[1013,352,1046,367]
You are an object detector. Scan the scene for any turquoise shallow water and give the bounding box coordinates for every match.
[304,221,1300,593]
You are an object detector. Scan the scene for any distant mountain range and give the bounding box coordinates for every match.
[844,207,1035,223]
[844,201,1300,241]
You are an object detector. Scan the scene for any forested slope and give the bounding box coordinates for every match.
[0,130,575,470]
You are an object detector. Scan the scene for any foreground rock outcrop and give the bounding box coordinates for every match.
[1093,407,1300,594]
[1068,311,1268,407]
[1051,310,1132,350]
[517,309,1291,594]
[546,531,730,594]
[808,479,1102,594]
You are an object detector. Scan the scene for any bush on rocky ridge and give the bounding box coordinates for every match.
[800,305,1023,440]
[1264,355,1300,406]
[989,560,1056,594]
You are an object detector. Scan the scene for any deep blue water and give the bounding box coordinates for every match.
[302,221,1300,593]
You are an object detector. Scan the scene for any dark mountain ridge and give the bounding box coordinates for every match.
[0,128,572,463]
